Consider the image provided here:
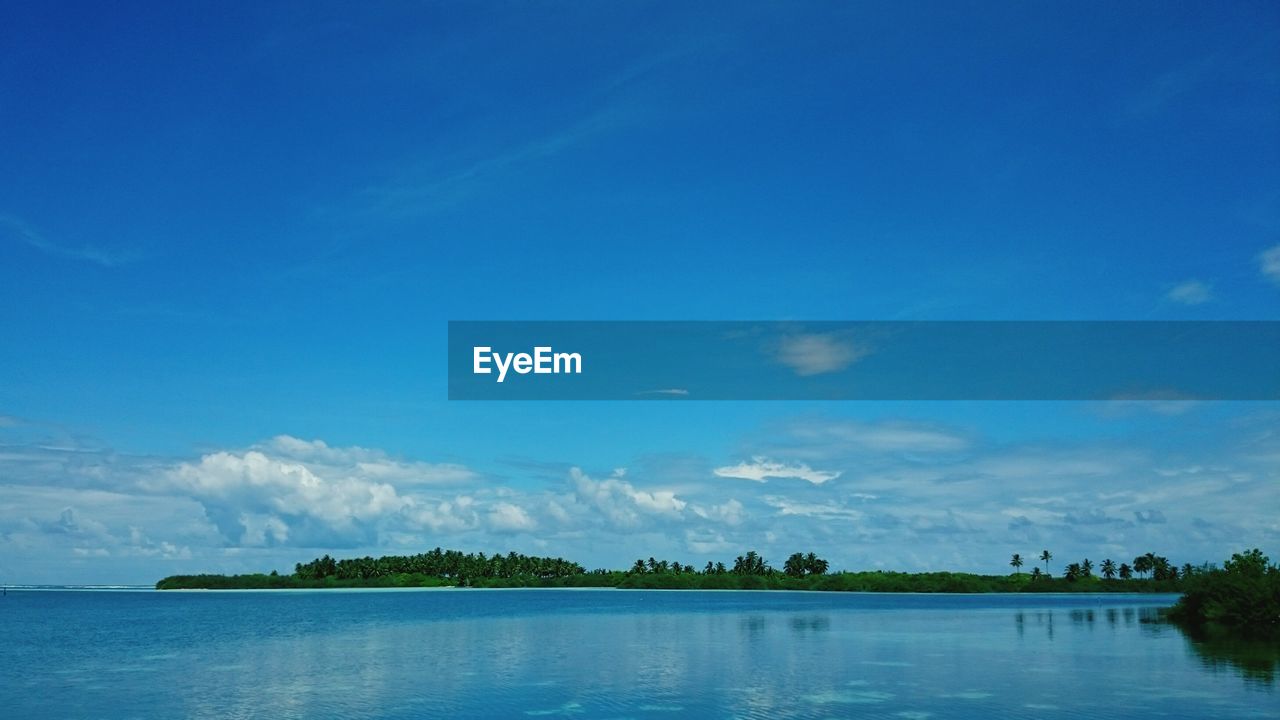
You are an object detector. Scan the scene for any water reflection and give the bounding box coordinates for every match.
[739,615,767,638]
[1013,604,1279,688]
[1018,607,1158,633]
[788,615,830,633]
[1017,609,1057,640]
[1180,625,1280,688]
[6,590,1275,720]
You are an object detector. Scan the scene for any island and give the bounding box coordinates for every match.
[158,547,1201,594]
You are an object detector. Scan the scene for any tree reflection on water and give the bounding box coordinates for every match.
[1015,604,1279,687]
[1175,624,1280,687]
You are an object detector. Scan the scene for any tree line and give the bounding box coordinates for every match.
[157,546,1233,593]
[1168,549,1279,633]
[293,548,585,583]
[625,551,829,578]
[1010,550,1196,583]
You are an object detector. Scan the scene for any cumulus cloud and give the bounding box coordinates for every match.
[148,436,484,547]
[714,457,840,485]
[569,467,687,528]
[405,496,479,534]
[2,414,1278,584]
[1165,279,1212,305]
[690,498,746,526]
[162,448,406,544]
[264,435,476,485]
[772,332,869,376]
[488,502,537,533]
[236,512,290,546]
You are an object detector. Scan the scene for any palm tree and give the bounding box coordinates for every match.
[1100,559,1117,579]
[1081,559,1093,578]
[1133,554,1152,579]
[1040,550,1052,576]
[810,555,829,575]
[1010,553,1024,577]
[804,552,828,575]
[1030,567,1043,581]
[1152,555,1172,581]
[1118,563,1132,579]
[784,553,807,578]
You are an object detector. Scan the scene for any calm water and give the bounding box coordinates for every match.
[0,589,1274,719]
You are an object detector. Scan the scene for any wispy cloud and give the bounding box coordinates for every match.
[1122,57,1215,119]
[714,457,840,485]
[359,107,623,218]
[351,44,696,222]
[785,420,969,454]
[772,332,869,376]
[3,410,1278,582]
[1165,279,1212,305]
[1260,244,1280,285]
[637,388,690,397]
[0,214,135,268]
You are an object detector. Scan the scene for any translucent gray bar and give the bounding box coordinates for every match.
[448,321,1280,400]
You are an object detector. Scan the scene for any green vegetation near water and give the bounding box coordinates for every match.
[156,547,1191,594]
[1167,549,1280,633]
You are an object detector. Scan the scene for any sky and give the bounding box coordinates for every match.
[1,2,1278,584]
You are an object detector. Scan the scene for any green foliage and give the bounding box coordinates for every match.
[732,551,769,575]
[156,546,1215,595]
[156,572,454,590]
[783,552,829,578]
[1168,549,1280,632]
[293,548,584,585]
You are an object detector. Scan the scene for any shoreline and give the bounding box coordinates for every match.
[7,585,1184,598]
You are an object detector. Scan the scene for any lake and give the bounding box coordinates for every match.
[1,589,1274,719]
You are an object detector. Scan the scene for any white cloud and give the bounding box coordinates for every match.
[166,449,405,526]
[1261,244,1280,285]
[265,435,475,485]
[488,502,537,533]
[773,332,869,376]
[146,436,487,547]
[788,420,968,453]
[405,498,478,534]
[3,416,1279,583]
[569,467,687,528]
[238,512,290,546]
[691,498,746,526]
[713,457,840,485]
[684,530,733,554]
[1165,279,1212,305]
[1,213,135,268]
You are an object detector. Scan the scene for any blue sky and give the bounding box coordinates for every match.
[1,3,1278,583]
